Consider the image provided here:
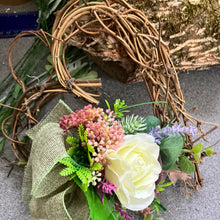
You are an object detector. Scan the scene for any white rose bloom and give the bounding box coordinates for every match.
[105,133,161,211]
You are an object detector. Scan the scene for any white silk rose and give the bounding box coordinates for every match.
[105,133,161,211]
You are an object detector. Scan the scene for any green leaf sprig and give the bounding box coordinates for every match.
[182,142,216,163]
[105,99,129,118]
[179,142,216,174]
[150,197,166,215]
[59,124,103,191]
[105,99,172,119]
[156,180,173,192]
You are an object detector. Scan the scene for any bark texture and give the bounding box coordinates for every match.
[127,0,220,71]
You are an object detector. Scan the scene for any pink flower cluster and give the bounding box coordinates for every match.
[140,207,151,217]
[60,105,124,164]
[60,104,104,131]
[86,119,124,164]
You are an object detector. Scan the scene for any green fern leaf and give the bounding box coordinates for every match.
[76,170,88,184]
[60,167,75,176]
[58,157,74,169]
[58,157,80,171]
[81,167,93,182]
[66,136,78,146]
[67,146,75,157]
[78,124,85,142]
[76,167,93,185]
[84,129,88,142]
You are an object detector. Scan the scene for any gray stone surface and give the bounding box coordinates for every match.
[0,20,220,220]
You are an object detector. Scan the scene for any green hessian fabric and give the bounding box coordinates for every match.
[22,100,90,220]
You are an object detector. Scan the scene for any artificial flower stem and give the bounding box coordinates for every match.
[120,101,168,110]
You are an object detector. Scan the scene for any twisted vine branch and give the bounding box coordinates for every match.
[1,0,219,190]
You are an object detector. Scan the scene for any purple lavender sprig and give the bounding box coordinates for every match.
[149,124,197,144]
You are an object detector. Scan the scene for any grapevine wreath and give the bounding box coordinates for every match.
[1,0,219,219]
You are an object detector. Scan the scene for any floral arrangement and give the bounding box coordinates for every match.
[57,99,215,220]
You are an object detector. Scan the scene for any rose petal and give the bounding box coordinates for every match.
[105,133,161,211]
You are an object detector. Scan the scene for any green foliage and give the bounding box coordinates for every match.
[87,143,95,154]
[13,84,22,99]
[182,142,204,163]
[159,135,185,170]
[192,142,203,153]
[35,0,70,31]
[58,156,93,190]
[150,197,166,215]
[78,124,85,142]
[143,116,161,133]
[47,54,53,64]
[113,99,129,118]
[203,147,215,157]
[60,167,76,177]
[71,68,98,80]
[60,123,103,190]
[105,99,130,118]
[179,155,195,174]
[66,46,98,80]
[75,125,95,165]
[17,161,27,166]
[105,100,169,121]
[68,144,89,166]
[191,142,203,163]
[84,129,88,143]
[66,136,78,146]
[76,167,93,184]
[144,214,154,220]
[105,100,111,109]
[45,64,53,73]
[144,214,164,220]
[156,180,173,192]
[91,163,103,171]
[0,138,6,153]
[182,142,216,163]
[82,185,123,220]
[58,157,79,172]
[120,114,148,134]
[45,54,53,73]
[65,126,96,167]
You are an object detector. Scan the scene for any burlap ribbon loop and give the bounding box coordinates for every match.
[22,100,90,220]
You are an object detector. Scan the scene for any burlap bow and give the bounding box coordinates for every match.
[22,100,90,220]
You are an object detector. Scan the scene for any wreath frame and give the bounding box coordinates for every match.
[1,0,219,194]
